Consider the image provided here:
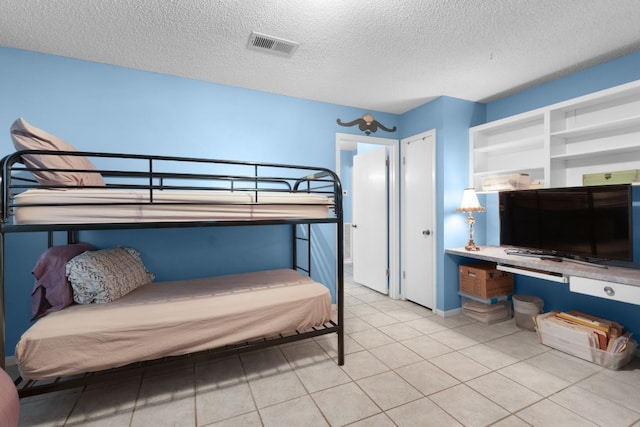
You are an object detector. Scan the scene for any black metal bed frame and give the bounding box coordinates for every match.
[0,150,344,397]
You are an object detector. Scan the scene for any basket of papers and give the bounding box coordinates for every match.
[535,311,636,370]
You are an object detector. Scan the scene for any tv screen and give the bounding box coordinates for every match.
[499,184,633,262]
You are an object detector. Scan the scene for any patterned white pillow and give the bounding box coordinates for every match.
[66,247,154,304]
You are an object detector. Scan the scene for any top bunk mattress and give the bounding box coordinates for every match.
[15,268,332,379]
[12,189,333,225]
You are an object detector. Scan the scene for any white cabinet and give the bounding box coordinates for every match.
[570,276,640,305]
[470,80,640,190]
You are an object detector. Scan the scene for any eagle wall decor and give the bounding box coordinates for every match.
[336,113,397,136]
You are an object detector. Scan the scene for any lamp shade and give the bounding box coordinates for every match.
[457,188,485,212]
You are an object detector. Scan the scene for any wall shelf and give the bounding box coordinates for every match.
[550,143,640,162]
[473,136,544,154]
[470,80,640,189]
[472,166,544,178]
[550,114,640,140]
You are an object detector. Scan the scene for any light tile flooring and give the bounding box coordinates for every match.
[11,265,640,426]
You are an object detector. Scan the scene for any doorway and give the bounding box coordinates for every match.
[336,133,399,299]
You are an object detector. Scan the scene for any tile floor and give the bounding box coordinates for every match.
[10,265,640,426]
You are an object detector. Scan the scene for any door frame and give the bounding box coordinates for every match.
[400,129,437,306]
[336,132,400,299]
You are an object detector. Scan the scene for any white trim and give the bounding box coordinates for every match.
[400,129,437,308]
[437,307,462,317]
[336,132,400,300]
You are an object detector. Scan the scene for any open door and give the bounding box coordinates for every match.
[352,146,388,294]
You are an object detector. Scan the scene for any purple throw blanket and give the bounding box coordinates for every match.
[31,242,94,320]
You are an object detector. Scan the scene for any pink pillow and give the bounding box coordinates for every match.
[10,117,105,187]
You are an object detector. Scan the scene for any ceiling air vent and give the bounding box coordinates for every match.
[247,32,299,57]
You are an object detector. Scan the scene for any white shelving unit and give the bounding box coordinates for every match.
[470,80,640,190]
[469,111,547,190]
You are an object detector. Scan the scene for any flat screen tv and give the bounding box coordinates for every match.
[499,184,633,262]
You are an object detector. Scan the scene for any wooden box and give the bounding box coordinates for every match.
[459,262,514,298]
[583,169,640,186]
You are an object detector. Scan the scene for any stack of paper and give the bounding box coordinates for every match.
[535,311,630,363]
[462,299,510,324]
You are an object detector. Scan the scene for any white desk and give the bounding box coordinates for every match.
[446,246,640,305]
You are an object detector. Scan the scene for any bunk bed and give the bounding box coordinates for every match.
[0,140,344,397]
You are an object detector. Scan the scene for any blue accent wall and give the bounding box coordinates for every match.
[0,46,401,355]
[487,50,640,121]
[400,97,486,312]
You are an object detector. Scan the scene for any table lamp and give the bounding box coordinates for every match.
[456,188,485,251]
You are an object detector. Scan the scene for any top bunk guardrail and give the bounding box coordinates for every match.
[0,150,343,232]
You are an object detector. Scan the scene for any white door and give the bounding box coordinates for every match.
[402,131,436,308]
[352,146,388,294]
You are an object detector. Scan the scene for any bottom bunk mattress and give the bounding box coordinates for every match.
[15,269,332,379]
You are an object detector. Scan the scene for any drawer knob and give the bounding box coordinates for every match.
[604,286,615,296]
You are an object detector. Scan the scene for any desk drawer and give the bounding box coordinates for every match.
[569,276,640,305]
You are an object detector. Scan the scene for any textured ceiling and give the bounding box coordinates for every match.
[1,0,640,114]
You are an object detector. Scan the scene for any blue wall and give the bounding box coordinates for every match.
[487,50,640,121]
[0,46,401,355]
[400,97,486,312]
